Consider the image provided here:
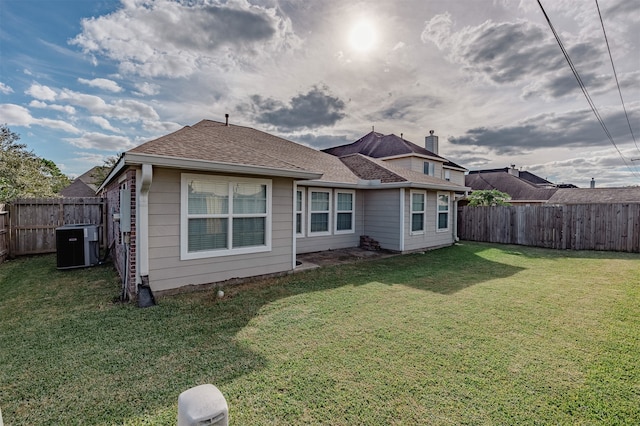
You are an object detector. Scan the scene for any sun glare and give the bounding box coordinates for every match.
[349,20,376,52]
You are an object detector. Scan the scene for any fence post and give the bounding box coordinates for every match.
[0,204,8,264]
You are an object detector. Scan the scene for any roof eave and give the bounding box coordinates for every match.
[380,153,446,162]
[96,154,126,193]
[443,164,469,172]
[121,152,323,180]
[298,179,469,192]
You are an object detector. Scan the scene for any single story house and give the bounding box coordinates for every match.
[465,166,567,205]
[98,119,469,300]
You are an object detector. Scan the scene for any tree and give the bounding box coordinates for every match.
[467,189,512,206]
[0,124,70,203]
[88,155,119,187]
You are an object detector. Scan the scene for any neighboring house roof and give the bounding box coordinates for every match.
[323,131,442,158]
[60,166,102,197]
[322,131,466,170]
[467,167,560,186]
[547,188,640,204]
[465,171,558,202]
[322,131,467,171]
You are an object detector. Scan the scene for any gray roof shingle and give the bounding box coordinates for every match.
[465,171,558,201]
[547,188,640,204]
[130,120,359,183]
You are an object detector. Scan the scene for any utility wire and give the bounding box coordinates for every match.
[595,0,640,154]
[536,0,640,180]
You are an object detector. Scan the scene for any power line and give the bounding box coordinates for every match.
[536,0,640,180]
[595,0,640,154]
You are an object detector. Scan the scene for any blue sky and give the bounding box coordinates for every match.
[1,0,639,187]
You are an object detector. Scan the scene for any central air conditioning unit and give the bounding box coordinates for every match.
[56,224,99,269]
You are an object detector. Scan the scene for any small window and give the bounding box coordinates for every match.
[295,188,305,236]
[410,191,425,234]
[308,189,331,235]
[444,170,451,181]
[423,162,434,176]
[437,192,450,231]
[335,191,355,234]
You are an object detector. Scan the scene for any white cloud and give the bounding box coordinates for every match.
[0,82,13,94]
[29,100,76,115]
[89,116,121,133]
[57,88,159,121]
[0,103,81,133]
[133,82,160,96]
[78,77,123,92]
[25,83,57,101]
[528,147,640,187]
[70,0,301,78]
[64,131,134,150]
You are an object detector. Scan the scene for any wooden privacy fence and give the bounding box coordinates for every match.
[8,197,105,257]
[458,204,640,253]
[0,204,8,264]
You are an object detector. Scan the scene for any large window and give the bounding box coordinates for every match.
[410,191,425,234]
[308,189,331,235]
[437,192,450,231]
[181,174,271,259]
[335,190,355,234]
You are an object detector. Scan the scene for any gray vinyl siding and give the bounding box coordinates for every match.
[146,168,294,292]
[295,188,364,254]
[447,169,466,186]
[403,190,454,252]
[385,157,444,177]
[362,189,402,251]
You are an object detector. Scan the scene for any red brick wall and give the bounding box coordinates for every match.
[102,168,138,300]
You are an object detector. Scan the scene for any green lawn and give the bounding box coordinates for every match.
[0,242,638,425]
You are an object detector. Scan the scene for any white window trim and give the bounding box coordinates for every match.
[180,174,272,260]
[308,188,332,237]
[437,191,450,233]
[410,190,426,235]
[423,161,435,176]
[334,190,355,235]
[295,187,305,237]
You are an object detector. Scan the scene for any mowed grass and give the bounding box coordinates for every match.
[0,243,638,425]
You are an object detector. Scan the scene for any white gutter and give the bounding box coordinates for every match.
[96,155,126,193]
[138,164,153,281]
[380,153,446,162]
[452,191,468,242]
[297,180,470,192]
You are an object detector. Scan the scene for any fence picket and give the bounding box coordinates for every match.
[458,204,639,253]
[7,197,104,257]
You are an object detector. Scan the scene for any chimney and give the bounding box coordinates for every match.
[590,178,595,188]
[225,114,229,126]
[425,130,438,154]
[508,165,519,177]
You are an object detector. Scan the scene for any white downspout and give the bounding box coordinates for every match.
[399,188,405,252]
[292,182,297,270]
[453,191,468,243]
[138,164,153,283]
